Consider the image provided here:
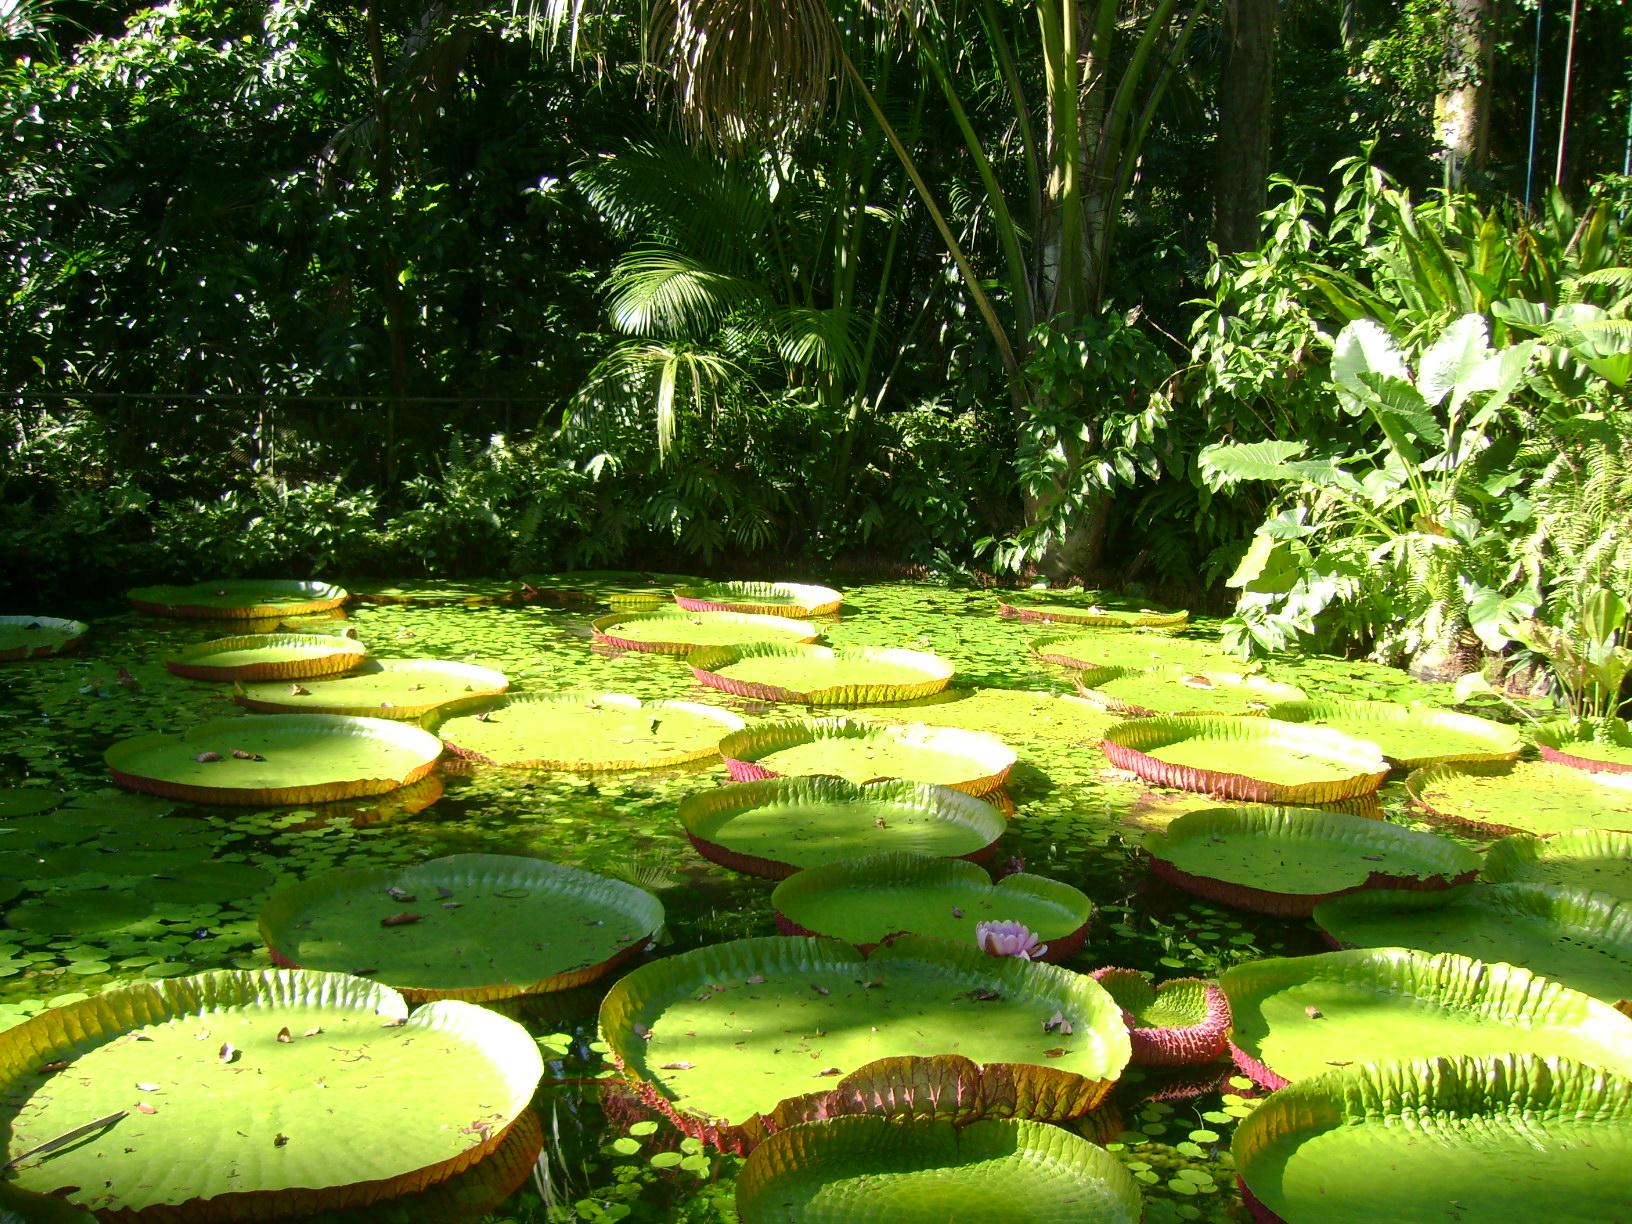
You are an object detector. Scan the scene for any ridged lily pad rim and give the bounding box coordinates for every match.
[0,616,87,662]
[435,692,745,770]
[598,934,1132,1152]
[1233,1054,1632,1224]
[1101,716,1390,804]
[673,580,844,618]
[232,658,509,719]
[1483,829,1632,897]
[688,643,954,706]
[1405,759,1632,835]
[1142,805,1480,917]
[258,853,665,1002]
[106,713,443,805]
[1072,665,1306,717]
[340,578,527,606]
[163,633,368,683]
[1027,629,1219,671]
[735,1116,1143,1224]
[127,579,349,619]
[0,968,543,1221]
[769,852,1092,959]
[1533,717,1632,774]
[1267,698,1524,768]
[996,596,1190,628]
[679,776,1009,878]
[719,717,1017,796]
[591,608,821,654]
[1221,947,1632,1091]
[1088,967,1232,1068]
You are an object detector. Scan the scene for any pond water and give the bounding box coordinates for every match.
[0,582,1490,1223]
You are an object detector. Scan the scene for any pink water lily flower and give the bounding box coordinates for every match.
[976,920,1048,961]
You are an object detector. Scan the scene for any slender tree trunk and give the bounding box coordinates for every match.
[1213,0,1277,253]
[364,0,414,402]
[1437,0,1495,185]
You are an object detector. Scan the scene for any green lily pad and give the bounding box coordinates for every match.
[519,570,702,609]
[234,659,507,719]
[1102,716,1390,804]
[133,860,275,907]
[1313,883,1632,1014]
[591,608,820,654]
[1088,968,1231,1066]
[770,853,1091,957]
[0,616,86,662]
[680,778,1008,878]
[341,578,525,606]
[1533,717,1632,774]
[673,581,843,618]
[107,714,443,805]
[689,643,953,705]
[1267,699,1523,769]
[4,889,154,935]
[1484,830,1632,901]
[1406,759,1632,834]
[736,1116,1141,1223]
[1142,806,1479,916]
[127,579,349,619]
[164,633,367,683]
[0,788,66,818]
[599,934,1131,1150]
[1223,948,1632,1091]
[997,592,1189,628]
[260,854,665,1001]
[1029,630,1231,673]
[437,693,744,770]
[721,718,1017,796]
[1073,666,1306,717]
[0,969,542,1220]
[1233,1055,1632,1224]
[850,688,1118,744]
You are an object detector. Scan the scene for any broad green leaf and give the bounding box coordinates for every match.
[1418,313,1493,409]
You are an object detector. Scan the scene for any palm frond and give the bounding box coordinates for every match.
[576,340,747,460]
[762,305,869,380]
[603,246,767,338]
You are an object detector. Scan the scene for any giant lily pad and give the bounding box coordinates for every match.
[1484,830,1632,902]
[598,934,1131,1150]
[1029,630,1229,673]
[234,659,508,719]
[591,608,820,654]
[1267,699,1523,769]
[1101,717,1390,804]
[1233,1054,1632,1224]
[1313,883,1632,1014]
[736,1116,1141,1224]
[0,969,542,1221]
[1533,717,1632,774]
[674,580,843,618]
[721,718,1016,796]
[437,693,744,770]
[679,778,1008,878]
[770,853,1091,959]
[1088,967,1231,1067]
[1072,666,1306,717]
[689,643,953,705]
[0,616,86,661]
[851,688,1118,744]
[259,854,664,1001]
[1406,759,1632,834]
[1142,806,1479,916]
[997,592,1189,627]
[341,578,525,606]
[1222,948,1632,1090]
[106,714,443,805]
[164,633,367,683]
[126,579,348,619]
[519,570,702,609]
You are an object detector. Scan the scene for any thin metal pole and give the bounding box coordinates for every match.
[1525,0,1544,209]
[1624,80,1631,177]
[1555,0,1581,187]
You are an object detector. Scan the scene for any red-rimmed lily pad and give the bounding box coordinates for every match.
[164,633,368,683]
[127,579,349,619]
[1233,1054,1632,1224]
[1267,699,1522,769]
[1142,806,1479,916]
[1533,717,1632,774]
[770,852,1091,959]
[1088,967,1230,1067]
[259,853,665,1002]
[106,713,443,805]
[598,934,1131,1152]
[234,659,508,719]
[0,969,542,1222]
[1101,716,1390,804]
[735,1115,1142,1223]
[1029,629,1231,673]
[1406,759,1632,835]
[679,778,1008,878]
[689,643,953,706]
[1484,830,1632,901]
[436,693,744,770]
[1072,666,1306,717]
[340,578,525,606]
[1222,948,1632,1091]
[997,592,1189,628]
[1313,883,1632,1015]
[674,580,843,618]
[720,718,1016,796]
[0,616,86,661]
[591,608,820,654]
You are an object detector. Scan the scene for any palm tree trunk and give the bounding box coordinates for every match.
[1213,0,1277,253]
